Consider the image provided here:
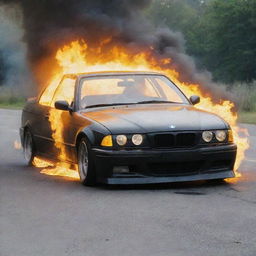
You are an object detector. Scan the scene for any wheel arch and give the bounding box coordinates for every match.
[75,128,94,150]
[75,132,87,150]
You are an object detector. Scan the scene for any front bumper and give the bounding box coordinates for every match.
[92,144,237,184]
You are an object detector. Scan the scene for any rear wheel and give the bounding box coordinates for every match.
[23,130,35,166]
[78,138,96,186]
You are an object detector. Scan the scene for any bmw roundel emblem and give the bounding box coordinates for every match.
[169,125,176,129]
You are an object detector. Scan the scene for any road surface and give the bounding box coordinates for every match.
[0,109,256,256]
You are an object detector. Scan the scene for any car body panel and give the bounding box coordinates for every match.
[91,143,237,183]
[81,104,228,134]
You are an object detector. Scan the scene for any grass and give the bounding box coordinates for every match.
[0,101,25,109]
[0,87,26,109]
[238,112,256,125]
[226,81,256,124]
[229,81,256,112]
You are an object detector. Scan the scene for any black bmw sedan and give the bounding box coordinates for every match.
[20,71,237,185]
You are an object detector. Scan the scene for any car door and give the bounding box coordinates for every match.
[49,77,77,162]
[33,81,59,157]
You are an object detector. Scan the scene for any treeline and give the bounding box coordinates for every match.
[147,0,256,84]
[0,53,5,85]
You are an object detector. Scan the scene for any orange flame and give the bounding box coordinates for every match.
[36,40,249,180]
[40,162,79,180]
[14,140,22,150]
[33,157,79,180]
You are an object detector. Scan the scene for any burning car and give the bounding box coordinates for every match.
[20,71,237,185]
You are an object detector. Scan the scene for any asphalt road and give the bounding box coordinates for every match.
[0,109,256,256]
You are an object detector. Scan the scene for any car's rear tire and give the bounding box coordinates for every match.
[23,129,35,166]
[77,138,96,186]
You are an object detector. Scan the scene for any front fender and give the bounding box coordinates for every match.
[75,122,111,147]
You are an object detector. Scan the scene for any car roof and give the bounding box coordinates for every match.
[64,71,165,79]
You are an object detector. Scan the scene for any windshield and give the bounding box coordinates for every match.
[79,74,189,109]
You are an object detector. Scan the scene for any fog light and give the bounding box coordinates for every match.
[202,131,213,142]
[216,130,227,142]
[132,134,143,145]
[116,135,127,146]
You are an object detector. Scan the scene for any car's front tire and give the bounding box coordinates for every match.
[78,138,96,186]
[23,129,35,166]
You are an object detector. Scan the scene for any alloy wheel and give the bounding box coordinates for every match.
[78,141,89,181]
[24,131,33,163]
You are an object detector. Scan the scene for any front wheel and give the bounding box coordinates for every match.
[23,130,35,166]
[78,138,96,186]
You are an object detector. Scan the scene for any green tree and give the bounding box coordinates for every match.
[147,0,256,83]
[147,0,199,38]
[199,0,256,83]
[0,52,5,85]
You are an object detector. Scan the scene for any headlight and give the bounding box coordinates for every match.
[116,135,127,146]
[215,130,227,142]
[202,131,213,142]
[132,134,143,145]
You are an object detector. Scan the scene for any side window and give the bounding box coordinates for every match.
[50,78,76,107]
[39,81,59,106]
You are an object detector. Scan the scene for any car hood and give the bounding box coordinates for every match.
[81,104,228,134]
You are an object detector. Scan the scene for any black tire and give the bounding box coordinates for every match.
[77,138,96,186]
[23,129,35,166]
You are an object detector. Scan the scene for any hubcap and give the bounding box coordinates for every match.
[24,132,33,162]
[78,141,89,181]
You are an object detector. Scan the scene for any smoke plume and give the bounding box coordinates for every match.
[0,3,30,92]
[0,0,232,101]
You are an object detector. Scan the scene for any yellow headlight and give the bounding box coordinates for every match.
[101,135,113,147]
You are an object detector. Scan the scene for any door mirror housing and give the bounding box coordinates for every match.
[55,100,71,111]
[190,95,200,105]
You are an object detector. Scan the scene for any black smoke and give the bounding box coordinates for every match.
[0,0,233,101]
[0,1,151,63]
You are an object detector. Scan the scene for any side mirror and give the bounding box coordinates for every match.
[190,95,200,105]
[55,100,71,111]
